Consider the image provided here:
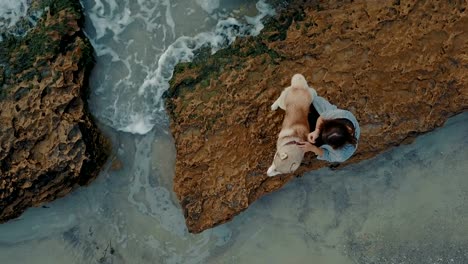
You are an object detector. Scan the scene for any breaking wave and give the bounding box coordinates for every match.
[85,0,275,134]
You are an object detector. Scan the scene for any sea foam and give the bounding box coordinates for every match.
[0,0,44,41]
[0,0,30,29]
[84,0,275,135]
[195,0,220,14]
[123,0,275,134]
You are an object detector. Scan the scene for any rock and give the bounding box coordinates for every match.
[0,0,109,222]
[165,1,468,233]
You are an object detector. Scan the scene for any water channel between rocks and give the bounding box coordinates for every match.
[1,0,467,263]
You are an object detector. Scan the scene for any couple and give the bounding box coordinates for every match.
[267,74,360,177]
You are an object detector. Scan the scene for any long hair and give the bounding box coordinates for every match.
[320,118,357,149]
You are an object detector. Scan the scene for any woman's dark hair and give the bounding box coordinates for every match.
[320,118,357,149]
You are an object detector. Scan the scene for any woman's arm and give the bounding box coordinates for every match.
[298,142,324,156]
[315,116,324,131]
[308,116,324,144]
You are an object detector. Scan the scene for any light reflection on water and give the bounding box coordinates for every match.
[1,0,468,263]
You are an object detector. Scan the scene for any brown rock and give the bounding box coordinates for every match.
[0,1,109,221]
[165,1,468,233]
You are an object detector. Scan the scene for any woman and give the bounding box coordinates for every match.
[298,88,360,163]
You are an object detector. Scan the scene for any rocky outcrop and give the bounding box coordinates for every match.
[0,0,109,221]
[165,0,468,233]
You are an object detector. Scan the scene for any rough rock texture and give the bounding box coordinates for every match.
[166,0,468,233]
[0,0,109,221]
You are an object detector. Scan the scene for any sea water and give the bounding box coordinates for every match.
[83,0,274,134]
[0,0,30,29]
[1,0,468,263]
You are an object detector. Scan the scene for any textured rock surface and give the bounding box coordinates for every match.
[166,0,468,233]
[0,0,109,222]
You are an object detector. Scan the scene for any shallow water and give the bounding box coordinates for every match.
[1,0,468,263]
[1,112,467,264]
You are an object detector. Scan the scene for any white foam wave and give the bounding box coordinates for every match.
[121,114,154,134]
[125,0,275,134]
[196,0,220,14]
[245,0,274,36]
[87,0,133,40]
[163,0,176,38]
[0,0,44,40]
[0,0,30,29]
[85,0,275,135]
